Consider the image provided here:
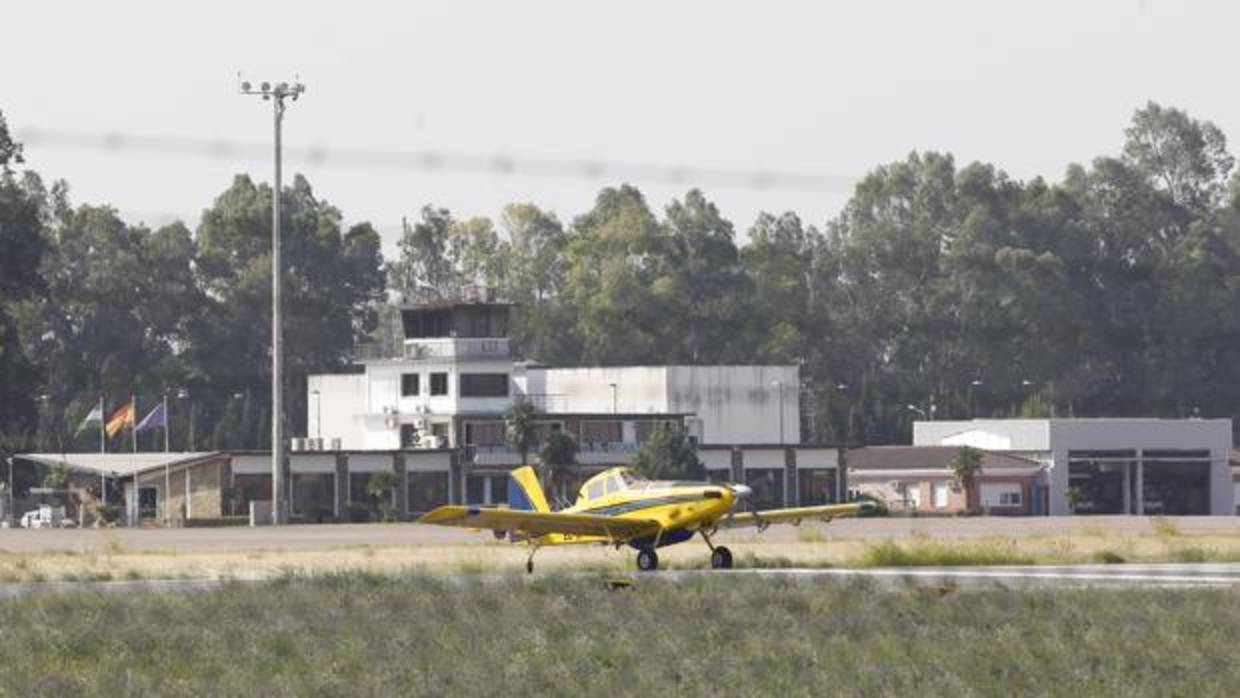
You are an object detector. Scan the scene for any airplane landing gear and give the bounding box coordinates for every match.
[636,548,659,571]
[700,530,733,570]
[526,546,540,574]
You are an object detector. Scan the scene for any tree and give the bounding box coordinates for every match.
[631,424,704,481]
[389,206,460,302]
[539,431,577,507]
[367,471,399,522]
[1123,101,1235,213]
[189,174,384,448]
[504,399,539,465]
[950,446,983,509]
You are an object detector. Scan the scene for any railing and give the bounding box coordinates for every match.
[350,337,511,362]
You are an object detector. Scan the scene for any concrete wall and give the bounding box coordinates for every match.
[307,374,368,449]
[666,366,800,444]
[541,366,669,415]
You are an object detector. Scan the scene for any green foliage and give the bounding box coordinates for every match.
[504,399,539,465]
[950,446,983,495]
[857,539,1036,567]
[366,471,399,522]
[631,424,704,481]
[1064,486,1083,511]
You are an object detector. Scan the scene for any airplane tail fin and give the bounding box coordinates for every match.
[507,465,551,513]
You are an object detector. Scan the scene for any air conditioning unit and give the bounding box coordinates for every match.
[329,437,342,451]
[291,438,306,451]
[309,437,324,451]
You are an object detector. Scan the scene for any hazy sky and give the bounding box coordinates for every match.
[6,1,1240,255]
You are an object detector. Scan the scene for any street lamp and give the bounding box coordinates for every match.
[311,389,322,438]
[969,379,983,418]
[241,76,305,525]
[907,404,927,420]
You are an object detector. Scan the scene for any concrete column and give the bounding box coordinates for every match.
[785,447,797,507]
[1048,450,1070,515]
[334,452,348,520]
[395,453,408,516]
[1122,462,1131,515]
[731,447,744,485]
[1135,457,1144,515]
[836,447,846,504]
[450,451,462,504]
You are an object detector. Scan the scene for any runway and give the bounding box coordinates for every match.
[4,562,1240,597]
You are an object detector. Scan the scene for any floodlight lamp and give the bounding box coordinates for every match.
[261,81,271,92]
[241,81,251,92]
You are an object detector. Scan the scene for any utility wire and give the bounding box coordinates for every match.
[17,127,857,193]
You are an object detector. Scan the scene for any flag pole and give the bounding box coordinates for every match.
[99,395,106,511]
[131,394,137,455]
[163,394,170,453]
[98,396,105,454]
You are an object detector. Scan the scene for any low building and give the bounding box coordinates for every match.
[845,446,1044,515]
[914,419,1234,515]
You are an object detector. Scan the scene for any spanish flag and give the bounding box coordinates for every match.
[105,399,135,439]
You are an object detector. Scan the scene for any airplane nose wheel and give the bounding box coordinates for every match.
[636,548,659,571]
[710,546,733,570]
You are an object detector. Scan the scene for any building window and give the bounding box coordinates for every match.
[407,471,449,514]
[430,373,448,396]
[459,373,509,398]
[798,470,835,506]
[1000,491,1022,506]
[933,482,950,509]
[400,424,419,448]
[401,373,420,397]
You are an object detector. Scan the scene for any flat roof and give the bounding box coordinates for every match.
[17,452,222,477]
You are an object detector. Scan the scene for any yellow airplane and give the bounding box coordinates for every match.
[418,465,875,573]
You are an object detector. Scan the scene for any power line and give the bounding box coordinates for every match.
[16,127,857,193]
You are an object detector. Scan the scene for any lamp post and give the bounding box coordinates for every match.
[969,379,983,418]
[311,389,322,438]
[5,456,13,527]
[177,388,193,451]
[241,77,305,525]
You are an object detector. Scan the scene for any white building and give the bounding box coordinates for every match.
[307,301,800,455]
[913,419,1234,515]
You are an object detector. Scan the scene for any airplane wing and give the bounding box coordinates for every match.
[719,501,875,529]
[417,505,661,541]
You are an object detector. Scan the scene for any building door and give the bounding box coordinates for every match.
[138,487,158,521]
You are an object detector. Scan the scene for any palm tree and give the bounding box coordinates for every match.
[950,446,983,512]
[504,399,539,465]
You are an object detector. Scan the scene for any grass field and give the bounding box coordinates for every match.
[3,516,1240,581]
[1,574,1238,696]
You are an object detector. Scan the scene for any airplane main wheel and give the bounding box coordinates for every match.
[636,549,659,572]
[526,559,534,574]
[710,546,733,570]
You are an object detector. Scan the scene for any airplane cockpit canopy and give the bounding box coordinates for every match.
[578,468,645,502]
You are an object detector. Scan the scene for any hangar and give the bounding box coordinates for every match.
[913,419,1234,515]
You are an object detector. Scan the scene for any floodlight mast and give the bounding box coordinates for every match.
[240,76,305,525]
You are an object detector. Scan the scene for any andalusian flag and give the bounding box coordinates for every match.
[74,399,104,436]
[105,399,136,439]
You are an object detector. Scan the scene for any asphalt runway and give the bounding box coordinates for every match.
[3,563,1240,598]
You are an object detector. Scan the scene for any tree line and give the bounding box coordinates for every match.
[3,100,1240,455]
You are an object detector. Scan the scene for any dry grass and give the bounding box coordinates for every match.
[4,518,1240,581]
[1,574,1239,696]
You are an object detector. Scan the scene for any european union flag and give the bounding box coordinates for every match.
[134,401,167,433]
